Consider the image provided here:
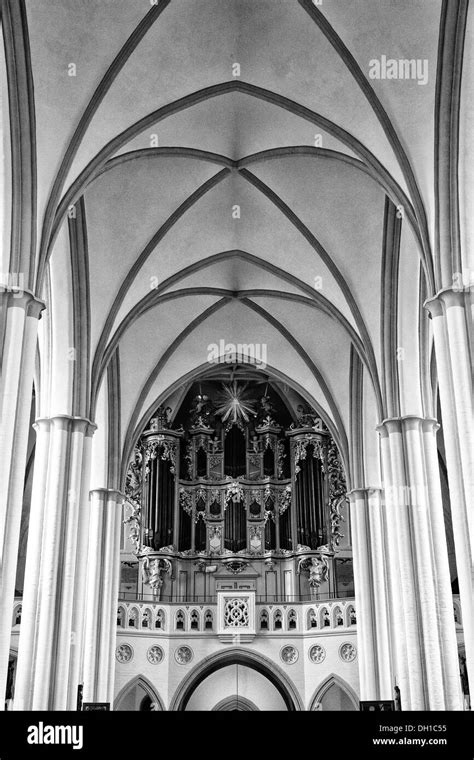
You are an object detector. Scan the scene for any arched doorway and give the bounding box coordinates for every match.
[114,675,164,711]
[309,674,359,711]
[169,648,304,711]
[186,665,283,711]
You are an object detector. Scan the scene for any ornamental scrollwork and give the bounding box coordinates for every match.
[277,440,286,478]
[210,488,222,504]
[293,436,325,475]
[144,439,178,474]
[262,433,276,451]
[185,441,193,479]
[264,508,274,524]
[277,484,292,515]
[208,454,222,469]
[124,448,143,554]
[223,559,250,574]
[125,447,142,510]
[179,488,193,515]
[225,482,244,505]
[327,438,347,549]
[247,453,261,472]
[160,440,178,474]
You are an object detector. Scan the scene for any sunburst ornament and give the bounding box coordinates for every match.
[214,382,256,425]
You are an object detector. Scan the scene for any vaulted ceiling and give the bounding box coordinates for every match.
[3,0,470,489]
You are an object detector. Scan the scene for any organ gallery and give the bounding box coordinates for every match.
[124,374,352,608]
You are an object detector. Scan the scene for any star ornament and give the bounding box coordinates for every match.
[215,382,256,424]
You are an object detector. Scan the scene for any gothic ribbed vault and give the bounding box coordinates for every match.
[2,0,469,495]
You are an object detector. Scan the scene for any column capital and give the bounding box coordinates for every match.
[89,488,126,504]
[347,487,383,499]
[377,416,439,435]
[34,415,97,437]
[424,286,470,317]
[0,287,45,318]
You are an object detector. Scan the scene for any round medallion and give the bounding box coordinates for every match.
[339,642,357,662]
[175,645,193,665]
[280,645,299,664]
[115,643,133,663]
[147,645,164,664]
[309,644,326,664]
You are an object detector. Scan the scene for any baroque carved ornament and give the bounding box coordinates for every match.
[293,436,325,475]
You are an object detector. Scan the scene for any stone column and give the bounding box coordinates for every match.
[377,417,463,710]
[13,415,96,710]
[82,489,124,706]
[348,489,376,700]
[0,290,44,708]
[366,487,393,700]
[421,418,465,710]
[377,428,410,705]
[425,289,473,690]
[348,488,392,701]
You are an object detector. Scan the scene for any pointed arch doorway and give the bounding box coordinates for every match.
[309,674,358,711]
[169,649,304,711]
[114,675,165,711]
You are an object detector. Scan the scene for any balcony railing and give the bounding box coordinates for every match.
[115,597,358,633]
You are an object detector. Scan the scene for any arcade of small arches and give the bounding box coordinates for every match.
[114,601,361,633]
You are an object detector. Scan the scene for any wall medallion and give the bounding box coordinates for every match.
[115,644,133,663]
[339,642,357,662]
[309,644,326,664]
[175,645,193,665]
[147,645,164,664]
[280,645,299,664]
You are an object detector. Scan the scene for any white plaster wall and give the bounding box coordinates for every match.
[113,629,360,711]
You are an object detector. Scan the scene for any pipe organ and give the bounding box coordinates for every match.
[124,381,351,602]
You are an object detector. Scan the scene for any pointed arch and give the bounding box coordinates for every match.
[154,608,165,630]
[127,606,139,628]
[212,695,259,711]
[140,607,153,629]
[169,647,304,711]
[175,609,185,631]
[308,673,359,711]
[114,674,165,712]
[307,607,318,629]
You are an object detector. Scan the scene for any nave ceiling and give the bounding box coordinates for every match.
[2,0,471,489]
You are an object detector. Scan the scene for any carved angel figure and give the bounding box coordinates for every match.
[141,556,162,589]
[308,556,329,588]
[297,554,329,589]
